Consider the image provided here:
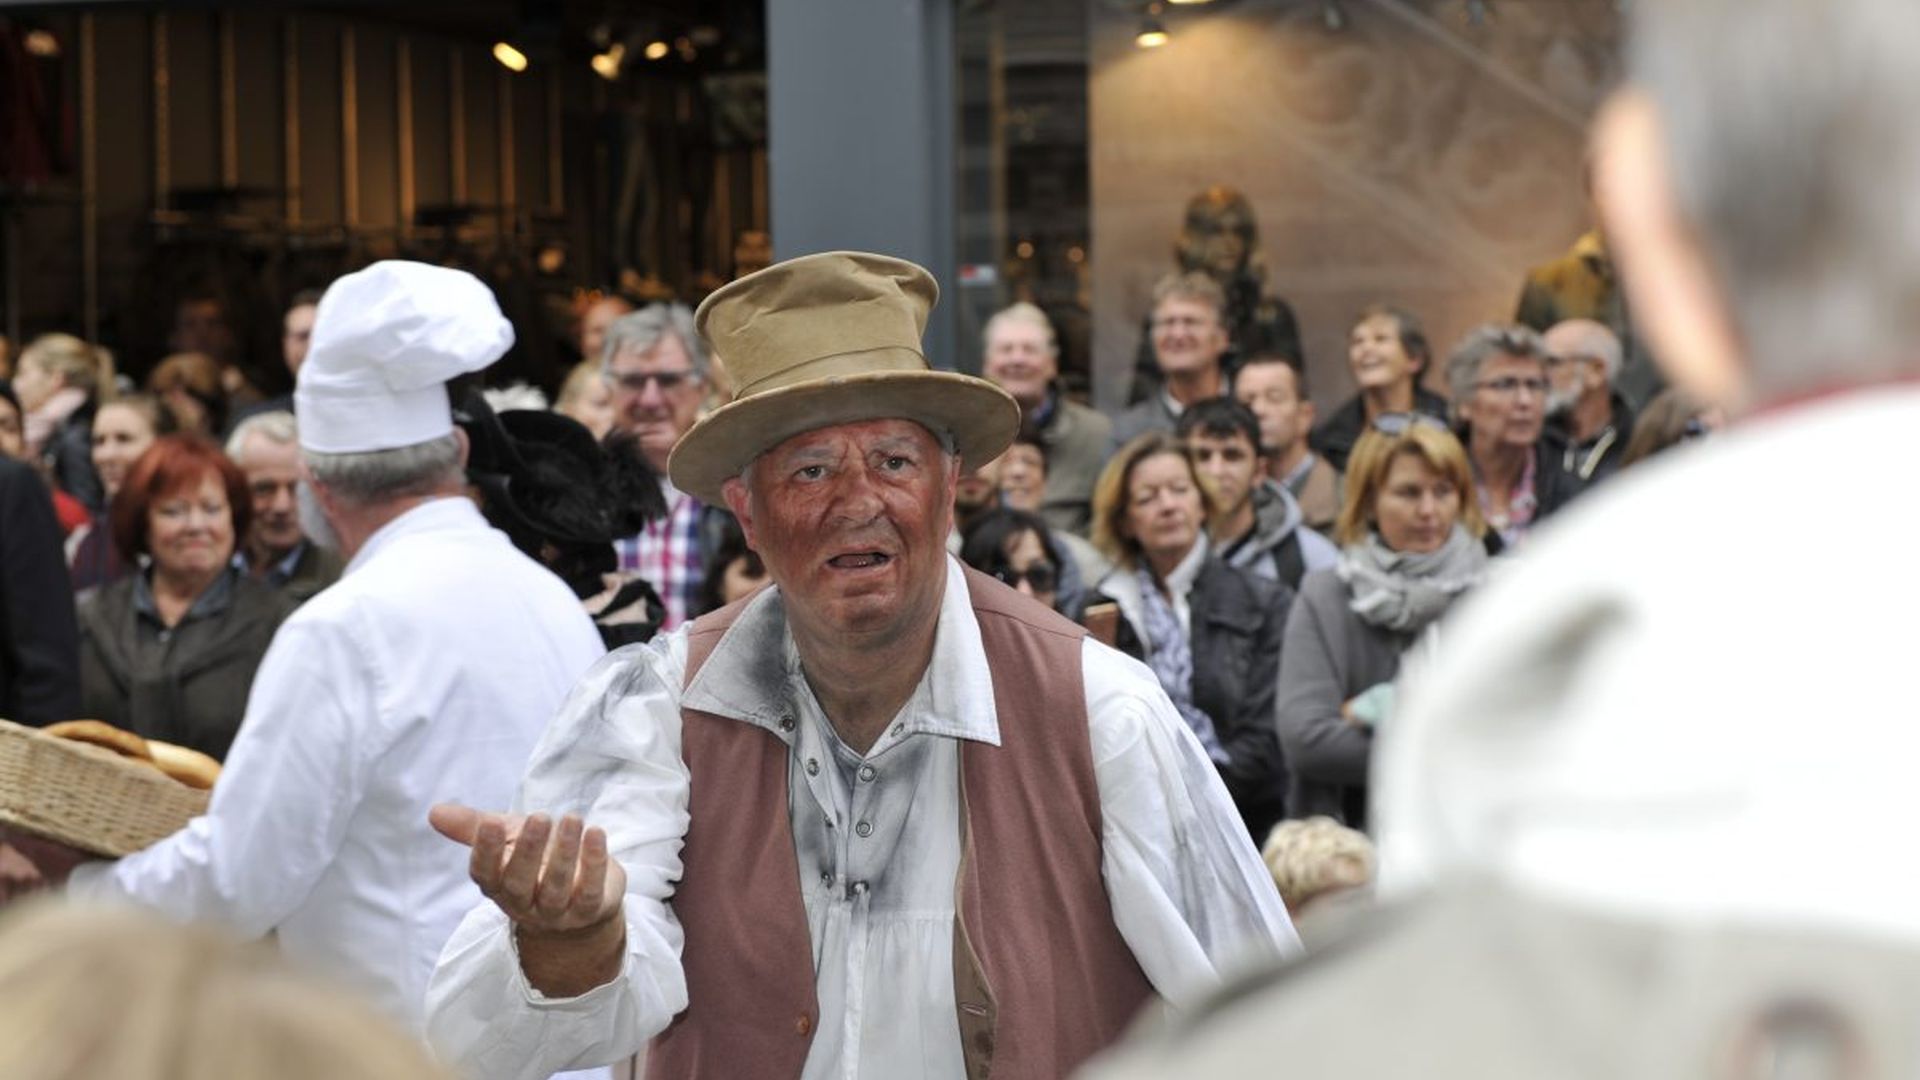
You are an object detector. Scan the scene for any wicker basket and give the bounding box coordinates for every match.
[0,719,208,857]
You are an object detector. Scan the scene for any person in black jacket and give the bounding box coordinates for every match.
[0,454,80,724]
[1443,323,1585,551]
[1090,432,1293,840]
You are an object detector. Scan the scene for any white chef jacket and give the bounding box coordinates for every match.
[69,497,605,1034]
[426,556,1298,1080]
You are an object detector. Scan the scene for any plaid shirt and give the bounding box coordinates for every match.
[615,481,706,631]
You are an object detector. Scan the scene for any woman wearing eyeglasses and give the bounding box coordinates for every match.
[1089,433,1292,841]
[1276,423,1487,829]
[1444,324,1586,551]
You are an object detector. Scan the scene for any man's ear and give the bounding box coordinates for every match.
[1298,398,1317,433]
[721,475,757,549]
[1592,89,1747,408]
[450,426,471,469]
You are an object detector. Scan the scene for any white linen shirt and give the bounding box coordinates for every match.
[69,497,605,1033]
[426,556,1297,1080]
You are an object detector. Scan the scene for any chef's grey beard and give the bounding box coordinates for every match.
[297,480,344,555]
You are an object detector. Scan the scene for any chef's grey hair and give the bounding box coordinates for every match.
[303,432,463,506]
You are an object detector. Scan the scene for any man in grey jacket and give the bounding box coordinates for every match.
[1176,398,1336,592]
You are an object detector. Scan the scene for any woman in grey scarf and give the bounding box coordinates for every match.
[1276,419,1487,829]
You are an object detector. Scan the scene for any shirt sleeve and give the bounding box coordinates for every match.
[425,635,693,1080]
[66,611,390,936]
[1083,638,1301,1007]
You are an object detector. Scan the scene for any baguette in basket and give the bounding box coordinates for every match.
[44,720,222,790]
[0,718,218,857]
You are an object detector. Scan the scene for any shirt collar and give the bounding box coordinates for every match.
[682,554,1002,748]
[133,562,241,626]
[238,539,310,586]
[1164,532,1210,596]
[346,496,490,574]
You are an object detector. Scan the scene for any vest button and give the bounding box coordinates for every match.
[854,820,873,838]
[796,1015,813,1036]
[857,764,876,782]
[778,714,795,733]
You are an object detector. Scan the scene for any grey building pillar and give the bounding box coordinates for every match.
[767,0,959,370]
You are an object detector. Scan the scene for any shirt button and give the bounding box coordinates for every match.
[850,880,869,896]
[854,821,873,838]
[778,714,795,733]
[857,764,876,782]
[806,758,820,776]
[820,871,833,886]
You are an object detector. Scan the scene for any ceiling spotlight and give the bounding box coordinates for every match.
[1135,19,1170,48]
[643,39,670,61]
[492,42,529,72]
[23,29,60,58]
[590,41,626,81]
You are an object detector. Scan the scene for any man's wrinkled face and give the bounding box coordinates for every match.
[608,334,704,469]
[981,321,1056,409]
[237,433,305,557]
[724,418,957,640]
[1150,296,1229,380]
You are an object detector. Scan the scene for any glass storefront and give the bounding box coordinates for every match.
[955,0,1623,413]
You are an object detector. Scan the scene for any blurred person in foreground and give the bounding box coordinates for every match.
[978,301,1112,534]
[1274,422,1485,830]
[1444,324,1585,551]
[226,411,345,604]
[69,394,173,591]
[1090,432,1293,840]
[0,902,448,1080]
[76,435,293,761]
[5,262,605,1044]
[1081,3,1920,1076]
[424,252,1294,1080]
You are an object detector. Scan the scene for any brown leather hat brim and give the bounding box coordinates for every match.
[667,370,1021,506]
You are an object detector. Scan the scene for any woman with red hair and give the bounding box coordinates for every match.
[76,434,293,760]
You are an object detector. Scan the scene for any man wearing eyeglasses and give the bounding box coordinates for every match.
[1111,272,1235,452]
[1443,324,1585,551]
[1541,319,1636,483]
[604,304,720,630]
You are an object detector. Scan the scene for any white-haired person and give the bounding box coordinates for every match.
[1261,816,1374,920]
[978,301,1111,534]
[226,410,344,604]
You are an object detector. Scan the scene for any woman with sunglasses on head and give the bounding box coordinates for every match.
[1276,423,1487,830]
[1089,433,1292,841]
[1444,324,1586,552]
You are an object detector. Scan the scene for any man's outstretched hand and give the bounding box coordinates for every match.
[429,803,628,997]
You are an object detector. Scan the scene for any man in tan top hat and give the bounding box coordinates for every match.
[424,251,1295,1080]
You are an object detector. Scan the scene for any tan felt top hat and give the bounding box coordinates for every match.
[667,250,1020,506]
